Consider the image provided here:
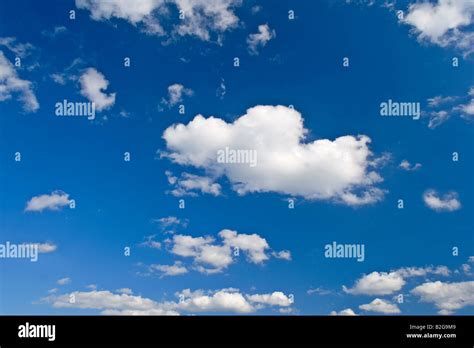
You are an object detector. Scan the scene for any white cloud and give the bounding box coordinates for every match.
[403,0,474,56]
[57,277,71,285]
[167,229,285,273]
[219,229,269,264]
[0,37,35,57]
[79,67,116,111]
[428,110,450,129]
[116,288,133,295]
[162,105,385,206]
[359,298,401,314]
[396,266,450,277]
[0,51,39,112]
[344,266,450,295]
[172,0,242,41]
[169,234,232,273]
[140,235,162,249]
[154,216,181,227]
[50,73,67,85]
[459,87,474,117]
[36,243,58,253]
[251,5,262,15]
[43,287,292,315]
[42,26,68,39]
[76,0,165,25]
[247,24,275,55]
[165,171,222,197]
[427,95,457,108]
[177,288,292,313]
[150,261,188,277]
[425,86,474,128]
[461,264,471,274]
[330,308,357,316]
[307,287,331,296]
[399,159,421,171]
[343,271,405,295]
[423,189,461,212]
[152,216,188,232]
[46,289,179,315]
[75,0,242,42]
[162,83,193,107]
[246,292,292,307]
[411,281,474,314]
[216,78,226,99]
[25,191,71,212]
[272,250,292,261]
[176,288,254,313]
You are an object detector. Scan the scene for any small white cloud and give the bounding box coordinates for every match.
[79,67,116,111]
[42,26,68,38]
[399,159,421,171]
[165,171,222,197]
[150,261,188,277]
[0,37,35,57]
[428,110,450,129]
[411,280,474,314]
[116,288,133,295]
[359,298,400,314]
[140,235,162,249]
[272,250,292,261]
[247,24,275,55]
[251,5,262,14]
[216,78,226,99]
[403,0,474,56]
[36,243,58,253]
[44,288,179,315]
[246,291,292,307]
[0,51,39,112]
[343,271,405,296]
[152,216,187,231]
[423,189,461,212]
[25,191,71,212]
[425,86,474,128]
[344,265,450,295]
[396,266,451,278]
[330,308,357,316]
[307,287,331,296]
[427,95,457,108]
[166,229,286,274]
[461,264,471,274]
[162,83,193,107]
[57,277,71,286]
[176,288,292,313]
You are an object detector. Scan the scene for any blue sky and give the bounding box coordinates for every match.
[0,0,473,316]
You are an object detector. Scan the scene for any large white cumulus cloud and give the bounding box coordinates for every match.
[162,105,384,205]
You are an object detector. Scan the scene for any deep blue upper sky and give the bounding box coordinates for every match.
[0,0,473,315]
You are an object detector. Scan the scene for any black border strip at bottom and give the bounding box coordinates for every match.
[0,315,473,346]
